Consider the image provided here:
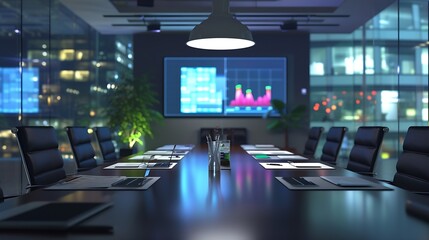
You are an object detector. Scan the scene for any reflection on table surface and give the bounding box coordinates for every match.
[0,145,428,240]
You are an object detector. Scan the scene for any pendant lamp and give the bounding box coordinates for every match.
[187,0,254,50]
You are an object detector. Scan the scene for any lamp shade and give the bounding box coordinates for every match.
[187,0,254,50]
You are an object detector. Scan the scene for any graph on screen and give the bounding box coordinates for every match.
[164,57,286,117]
[230,85,272,107]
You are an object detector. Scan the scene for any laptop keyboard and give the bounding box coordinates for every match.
[282,177,317,186]
[153,162,171,167]
[111,178,150,188]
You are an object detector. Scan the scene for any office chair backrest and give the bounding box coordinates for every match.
[320,127,347,164]
[12,126,66,186]
[65,126,98,170]
[346,126,389,174]
[303,127,324,158]
[393,126,429,192]
[93,127,118,162]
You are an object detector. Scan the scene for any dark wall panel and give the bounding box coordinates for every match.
[133,31,310,149]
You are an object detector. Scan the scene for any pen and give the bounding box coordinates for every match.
[267,163,282,166]
[288,161,322,168]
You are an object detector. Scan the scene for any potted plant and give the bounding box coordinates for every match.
[105,74,163,156]
[265,99,306,150]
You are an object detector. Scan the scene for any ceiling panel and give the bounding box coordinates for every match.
[60,0,396,34]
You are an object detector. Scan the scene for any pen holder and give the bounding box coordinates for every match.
[208,141,221,172]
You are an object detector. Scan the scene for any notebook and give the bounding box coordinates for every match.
[320,176,373,187]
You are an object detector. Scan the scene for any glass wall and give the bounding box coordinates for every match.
[0,0,133,197]
[310,0,428,173]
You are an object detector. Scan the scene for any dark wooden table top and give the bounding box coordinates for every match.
[0,145,428,239]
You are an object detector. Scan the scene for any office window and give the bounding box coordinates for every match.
[377,4,399,29]
[59,49,76,61]
[420,3,428,30]
[422,92,428,121]
[421,48,428,74]
[310,48,326,76]
[331,47,350,75]
[399,47,416,74]
[331,46,374,75]
[381,47,398,74]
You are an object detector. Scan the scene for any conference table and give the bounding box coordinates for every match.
[0,145,428,240]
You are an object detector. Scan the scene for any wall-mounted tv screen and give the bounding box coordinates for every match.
[164,57,287,117]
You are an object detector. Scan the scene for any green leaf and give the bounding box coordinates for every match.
[105,73,163,148]
[264,99,306,132]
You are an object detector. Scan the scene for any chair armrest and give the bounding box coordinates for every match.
[25,185,46,190]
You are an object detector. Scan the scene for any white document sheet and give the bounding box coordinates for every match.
[260,162,334,170]
[246,150,294,155]
[104,162,177,170]
[129,155,184,161]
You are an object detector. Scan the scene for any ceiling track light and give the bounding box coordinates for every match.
[281,20,298,31]
[186,0,254,50]
[147,22,161,32]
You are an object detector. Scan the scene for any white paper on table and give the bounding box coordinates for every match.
[246,150,294,155]
[156,144,194,150]
[277,155,308,160]
[129,155,183,161]
[241,144,280,150]
[260,162,334,170]
[143,150,189,155]
[254,144,276,148]
[104,162,177,170]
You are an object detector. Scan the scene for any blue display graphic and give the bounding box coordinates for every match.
[164,57,287,117]
[180,67,225,113]
[0,68,39,113]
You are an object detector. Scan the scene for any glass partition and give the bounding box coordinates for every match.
[309,0,428,178]
[0,0,132,197]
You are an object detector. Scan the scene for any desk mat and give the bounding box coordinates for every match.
[45,175,160,191]
[104,162,177,170]
[276,176,392,191]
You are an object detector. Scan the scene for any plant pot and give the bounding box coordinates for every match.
[119,147,137,157]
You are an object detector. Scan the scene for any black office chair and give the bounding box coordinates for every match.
[11,126,67,188]
[346,126,389,175]
[302,127,324,158]
[392,126,429,192]
[93,127,118,162]
[65,126,98,171]
[320,127,348,164]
